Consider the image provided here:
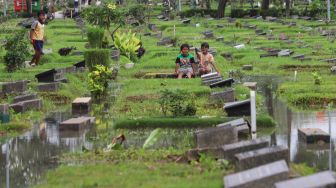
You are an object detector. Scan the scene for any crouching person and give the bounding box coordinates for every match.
[175,44,196,79]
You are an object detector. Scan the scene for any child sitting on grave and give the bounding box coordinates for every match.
[175,44,196,79]
[196,42,220,76]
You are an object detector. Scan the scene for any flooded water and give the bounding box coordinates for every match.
[0,76,335,187]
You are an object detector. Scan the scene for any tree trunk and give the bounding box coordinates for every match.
[261,0,269,10]
[217,0,228,18]
[285,0,290,17]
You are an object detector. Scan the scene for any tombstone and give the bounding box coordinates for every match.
[224,160,289,188]
[72,97,92,115]
[228,17,236,23]
[148,23,158,32]
[321,30,329,36]
[331,66,336,74]
[292,54,305,60]
[181,19,191,24]
[274,171,336,188]
[300,16,312,20]
[298,128,330,144]
[195,125,238,148]
[157,15,165,19]
[291,15,299,19]
[144,32,151,36]
[35,69,66,83]
[187,147,225,159]
[59,66,77,74]
[288,22,296,26]
[13,94,37,103]
[38,82,61,92]
[243,82,257,90]
[278,49,293,57]
[1,80,28,94]
[203,78,224,86]
[74,60,85,68]
[234,44,245,49]
[224,99,251,117]
[59,117,93,131]
[242,65,253,70]
[216,36,224,41]
[10,99,43,113]
[202,30,214,38]
[111,49,120,61]
[0,103,10,123]
[210,89,235,103]
[216,24,224,28]
[201,72,219,80]
[255,29,266,35]
[210,78,234,88]
[202,74,222,82]
[43,48,53,55]
[321,58,336,63]
[265,16,277,22]
[217,118,250,138]
[235,145,289,171]
[221,53,233,61]
[222,138,269,161]
[279,33,289,40]
[267,35,276,40]
[157,37,173,46]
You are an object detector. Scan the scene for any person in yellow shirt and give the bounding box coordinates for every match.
[196,42,220,75]
[30,12,46,66]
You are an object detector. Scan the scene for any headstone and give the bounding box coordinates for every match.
[209,78,234,88]
[243,82,257,90]
[10,99,43,113]
[321,58,336,63]
[202,78,224,86]
[195,125,238,148]
[222,138,269,161]
[300,16,312,20]
[228,17,236,23]
[279,33,289,40]
[242,65,253,70]
[217,118,250,138]
[217,24,224,28]
[331,66,336,74]
[291,15,299,19]
[38,82,61,92]
[144,32,151,36]
[221,53,233,60]
[224,99,251,117]
[298,128,330,144]
[148,23,158,32]
[72,97,92,115]
[0,103,10,123]
[265,16,277,22]
[278,49,293,57]
[234,145,289,171]
[35,69,65,83]
[210,88,235,103]
[13,94,37,103]
[157,15,165,19]
[181,19,191,24]
[111,49,120,61]
[201,72,219,80]
[224,160,289,188]
[292,54,305,60]
[216,36,224,41]
[74,60,85,68]
[202,30,214,38]
[157,37,173,46]
[234,44,245,49]
[59,117,92,131]
[274,171,336,188]
[1,80,28,94]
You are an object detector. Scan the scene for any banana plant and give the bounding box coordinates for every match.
[114,30,141,62]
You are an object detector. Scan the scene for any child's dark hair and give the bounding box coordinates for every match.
[201,42,209,48]
[38,11,45,17]
[180,43,190,51]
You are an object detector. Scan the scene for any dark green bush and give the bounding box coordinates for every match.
[87,27,105,48]
[159,89,197,117]
[260,8,282,17]
[3,30,30,72]
[113,117,233,129]
[179,9,217,18]
[231,9,248,18]
[84,49,110,70]
[256,114,276,127]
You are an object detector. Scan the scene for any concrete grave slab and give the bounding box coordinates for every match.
[298,128,330,144]
[195,125,238,148]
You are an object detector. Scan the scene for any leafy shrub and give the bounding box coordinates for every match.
[312,72,322,85]
[159,89,197,117]
[87,27,105,48]
[88,65,113,98]
[114,31,140,62]
[39,55,54,65]
[3,30,30,72]
[260,7,281,17]
[256,114,276,127]
[84,49,110,71]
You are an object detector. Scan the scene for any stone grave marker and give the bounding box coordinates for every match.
[279,33,289,40]
[222,138,269,161]
[1,80,28,94]
[224,99,251,117]
[210,88,235,103]
[10,99,42,113]
[157,37,173,46]
[210,78,234,88]
[298,128,330,144]
[224,160,289,188]
[59,117,93,131]
[74,60,85,68]
[195,125,238,148]
[278,49,293,57]
[111,49,120,61]
[216,24,224,28]
[216,36,224,41]
[13,94,37,103]
[202,30,214,38]
[148,23,158,32]
[38,82,60,92]
[331,66,336,74]
[274,171,336,188]
[72,97,92,115]
[243,82,257,90]
[181,18,191,24]
[235,145,289,171]
[321,58,336,63]
[242,65,253,70]
[35,69,66,83]
[217,118,250,138]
